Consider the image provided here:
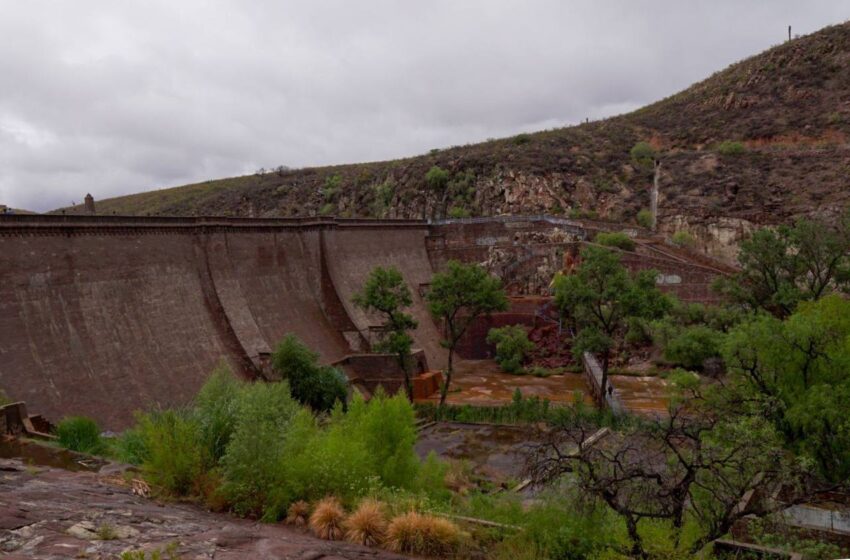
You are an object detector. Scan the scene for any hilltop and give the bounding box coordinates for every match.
[58,22,850,260]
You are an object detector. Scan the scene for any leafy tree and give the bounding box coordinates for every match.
[722,294,850,481]
[271,334,348,413]
[715,216,850,317]
[553,245,670,395]
[353,266,419,399]
[486,325,534,374]
[427,261,508,405]
[661,325,723,370]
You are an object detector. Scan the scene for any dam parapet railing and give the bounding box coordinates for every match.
[0,214,429,234]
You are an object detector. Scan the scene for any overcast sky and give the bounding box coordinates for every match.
[0,2,846,212]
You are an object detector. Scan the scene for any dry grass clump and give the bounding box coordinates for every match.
[285,500,311,527]
[309,497,346,540]
[344,499,388,547]
[385,511,460,556]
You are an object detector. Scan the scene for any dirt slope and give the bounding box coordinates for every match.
[57,22,850,257]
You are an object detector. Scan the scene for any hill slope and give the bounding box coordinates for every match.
[59,22,850,260]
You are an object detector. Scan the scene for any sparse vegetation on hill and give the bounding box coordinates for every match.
[55,22,850,251]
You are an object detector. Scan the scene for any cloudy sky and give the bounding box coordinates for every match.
[0,1,846,212]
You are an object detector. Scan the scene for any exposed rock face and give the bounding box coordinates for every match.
[0,458,409,560]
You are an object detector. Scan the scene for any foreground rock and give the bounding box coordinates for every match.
[0,458,407,559]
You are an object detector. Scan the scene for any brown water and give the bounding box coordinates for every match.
[0,438,105,472]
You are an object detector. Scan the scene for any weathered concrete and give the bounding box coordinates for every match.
[0,214,725,428]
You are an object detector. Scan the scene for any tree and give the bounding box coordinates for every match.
[722,294,850,482]
[486,325,533,374]
[271,334,348,412]
[427,261,508,405]
[526,377,812,558]
[353,266,419,399]
[715,216,850,318]
[553,245,670,395]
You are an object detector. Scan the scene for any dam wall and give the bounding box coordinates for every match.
[0,214,727,429]
[0,216,440,428]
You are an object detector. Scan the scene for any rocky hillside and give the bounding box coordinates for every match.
[58,22,850,261]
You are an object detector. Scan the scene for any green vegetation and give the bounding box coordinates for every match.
[56,416,103,454]
[427,261,508,405]
[714,214,850,317]
[594,231,636,251]
[661,325,723,370]
[271,335,348,413]
[630,141,655,167]
[670,230,696,248]
[554,245,670,394]
[447,206,471,218]
[322,173,342,200]
[636,208,653,229]
[512,133,531,146]
[486,325,533,374]
[715,140,746,155]
[353,266,418,399]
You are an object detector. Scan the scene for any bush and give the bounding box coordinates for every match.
[56,416,103,454]
[594,232,636,252]
[271,334,348,412]
[220,381,303,516]
[319,203,335,216]
[663,325,723,370]
[486,325,534,374]
[136,409,205,496]
[345,499,388,546]
[716,140,745,155]
[194,363,241,462]
[671,231,696,248]
[286,500,311,526]
[636,209,653,229]
[322,174,342,200]
[310,497,346,540]
[630,141,655,167]
[448,206,470,219]
[386,511,461,556]
[512,133,531,146]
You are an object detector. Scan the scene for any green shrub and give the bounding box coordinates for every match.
[194,363,241,462]
[663,325,723,370]
[322,174,342,200]
[594,232,636,252]
[671,231,696,248]
[447,206,471,219]
[221,380,303,516]
[136,409,205,496]
[113,427,148,465]
[486,325,534,374]
[512,133,531,146]
[630,141,655,167]
[56,416,103,454]
[636,209,653,229]
[373,180,395,207]
[716,140,745,156]
[319,203,335,216]
[271,334,348,412]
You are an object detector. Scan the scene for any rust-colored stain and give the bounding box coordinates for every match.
[417,359,594,406]
[610,375,671,415]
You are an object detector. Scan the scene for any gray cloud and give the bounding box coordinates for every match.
[0,1,846,211]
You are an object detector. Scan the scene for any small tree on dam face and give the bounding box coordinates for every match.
[427,260,508,406]
[353,266,418,399]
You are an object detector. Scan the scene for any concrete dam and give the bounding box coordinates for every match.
[0,214,726,428]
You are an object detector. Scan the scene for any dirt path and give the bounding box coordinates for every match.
[0,458,408,560]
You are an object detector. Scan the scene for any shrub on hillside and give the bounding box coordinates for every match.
[637,208,653,229]
[56,416,103,454]
[447,206,470,219]
[630,141,655,167]
[671,231,696,248]
[486,325,534,374]
[716,140,746,155]
[594,231,636,251]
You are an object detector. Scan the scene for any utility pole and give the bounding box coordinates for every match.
[788,25,792,41]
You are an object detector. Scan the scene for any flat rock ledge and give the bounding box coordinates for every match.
[0,458,408,559]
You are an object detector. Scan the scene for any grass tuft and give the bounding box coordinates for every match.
[344,499,388,547]
[309,497,346,540]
